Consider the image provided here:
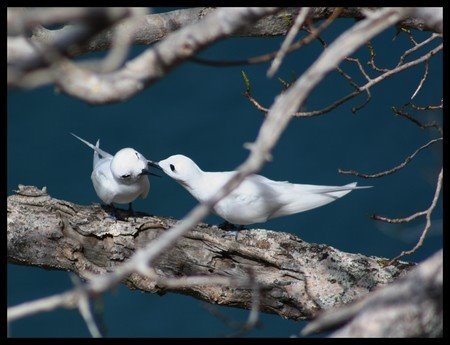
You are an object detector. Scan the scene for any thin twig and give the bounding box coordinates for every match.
[388,168,443,264]
[371,211,427,224]
[392,106,442,135]
[366,41,390,73]
[351,89,372,114]
[313,33,360,90]
[411,58,429,99]
[397,32,441,67]
[346,57,372,82]
[267,7,311,77]
[71,275,103,338]
[409,99,443,111]
[405,28,419,45]
[245,44,442,118]
[338,137,442,178]
[191,7,343,68]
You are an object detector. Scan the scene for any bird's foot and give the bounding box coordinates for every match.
[218,221,237,230]
[219,222,246,240]
[102,204,126,221]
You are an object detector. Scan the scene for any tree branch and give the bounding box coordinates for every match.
[7,186,414,322]
[302,249,442,337]
[243,39,442,118]
[40,8,280,104]
[7,7,440,65]
[338,137,442,178]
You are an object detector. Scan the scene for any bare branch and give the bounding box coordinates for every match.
[346,57,372,82]
[388,168,443,264]
[392,106,442,135]
[366,41,390,73]
[351,89,372,114]
[7,186,415,323]
[191,8,343,69]
[338,137,442,178]
[99,8,150,73]
[411,58,429,99]
[293,43,442,117]
[371,211,428,224]
[397,33,441,67]
[8,290,78,322]
[267,7,311,78]
[409,99,443,111]
[8,8,132,81]
[8,7,439,65]
[246,44,442,118]
[303,249,442,337]
[71,275,103,338]
[48,8,280,104]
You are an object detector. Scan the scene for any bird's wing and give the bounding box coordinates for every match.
[71,133,113,159]
[252,176,371,219]
[140,178,150,199]
[91,161,116,204]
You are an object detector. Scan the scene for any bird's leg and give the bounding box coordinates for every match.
[219,221,246,240]
[128,202,135,216]
[128,202,138,222]
[103,203,119,221]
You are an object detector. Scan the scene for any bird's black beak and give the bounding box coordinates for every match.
[140,168,161,178]
[147,160,162,170]
[143,160,163,177]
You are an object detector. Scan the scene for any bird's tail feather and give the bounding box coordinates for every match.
[271,182,371,219]
[71,133,113,161]
[314,182,372,194]
[93,139,100,168]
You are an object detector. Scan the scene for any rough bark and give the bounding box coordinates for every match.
[303,249,442,337]
[7,7,439,64]
[8,185,415,321]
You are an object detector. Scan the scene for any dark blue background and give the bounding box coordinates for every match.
[7,11,442,337]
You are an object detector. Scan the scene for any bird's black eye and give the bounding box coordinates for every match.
[121,174,131,179]
[170,164,175,172]
[135,152,139,159]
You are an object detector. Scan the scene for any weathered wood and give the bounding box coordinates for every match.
[303,249,442,337]
[7,185,414,321]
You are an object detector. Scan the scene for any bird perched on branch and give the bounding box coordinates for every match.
[71,133,161,218]
[158,154,371,231]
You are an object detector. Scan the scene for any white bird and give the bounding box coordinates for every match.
[158,154,372,227]
[71,133,161,216]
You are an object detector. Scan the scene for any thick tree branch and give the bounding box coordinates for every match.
[42,7,280,104]
[7,186,414,322]
[303,249,442,337]
[7,7,440,66]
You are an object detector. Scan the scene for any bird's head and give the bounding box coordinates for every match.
[111,148,157,184]
[158,154,202,186]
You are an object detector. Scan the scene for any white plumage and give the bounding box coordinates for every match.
[71,133,155,207]
[158,154,371,225]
